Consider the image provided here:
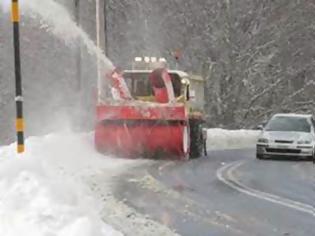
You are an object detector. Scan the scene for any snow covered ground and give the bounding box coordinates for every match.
[0,132,132,236]
[207,128,260,150]
[0,132,180,236]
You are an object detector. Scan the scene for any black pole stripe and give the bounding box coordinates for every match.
[13,23,22,97]
[16,101,23,118]
[17,132,24,144]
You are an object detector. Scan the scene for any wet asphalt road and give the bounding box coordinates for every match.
[114,149,315,236]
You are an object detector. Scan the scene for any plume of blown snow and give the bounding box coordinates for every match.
[22,0,114,72]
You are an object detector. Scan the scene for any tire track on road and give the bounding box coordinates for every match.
[217,161,315,217]
[125,165,247,236]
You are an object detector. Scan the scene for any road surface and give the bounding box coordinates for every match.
[113,149,315,236]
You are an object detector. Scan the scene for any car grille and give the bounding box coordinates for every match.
[274,140,294,144]
[266,148,301,154]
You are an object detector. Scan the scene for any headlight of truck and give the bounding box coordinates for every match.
[257,138,269,143]
[297,140,312,144]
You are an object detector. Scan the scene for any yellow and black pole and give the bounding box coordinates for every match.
[11,0,25,153]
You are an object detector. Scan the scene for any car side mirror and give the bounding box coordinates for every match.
[255,125,264,130]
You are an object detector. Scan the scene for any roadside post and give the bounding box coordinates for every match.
[11,0,25,153]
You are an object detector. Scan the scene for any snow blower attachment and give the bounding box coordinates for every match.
[95,64,206,160]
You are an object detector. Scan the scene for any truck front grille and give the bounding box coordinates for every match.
[266,148,300,154]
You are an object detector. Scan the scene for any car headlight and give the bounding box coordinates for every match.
[297,140,312,144]
[258,138,269,143]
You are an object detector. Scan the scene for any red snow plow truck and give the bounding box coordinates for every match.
[94,58,207,160]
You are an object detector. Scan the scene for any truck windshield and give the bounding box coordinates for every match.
[123,72,182,97]
[265,116,311,132]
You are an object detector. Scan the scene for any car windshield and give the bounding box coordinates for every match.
[265,116,311,132]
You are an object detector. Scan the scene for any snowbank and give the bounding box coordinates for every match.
[207,128,260,150]
[0,132,136,236]
[0,132,179,236]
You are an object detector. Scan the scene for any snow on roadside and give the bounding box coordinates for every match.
[207,128,260,150]
[0,132,180,236]
[0,132,136,236]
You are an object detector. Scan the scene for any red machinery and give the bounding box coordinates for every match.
[95,66,206,160]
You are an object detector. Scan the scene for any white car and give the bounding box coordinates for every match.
[256,113,315,160]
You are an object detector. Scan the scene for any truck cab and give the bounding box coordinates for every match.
[123,69,205,114]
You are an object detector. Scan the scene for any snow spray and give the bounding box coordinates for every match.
[22,0,114,72]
